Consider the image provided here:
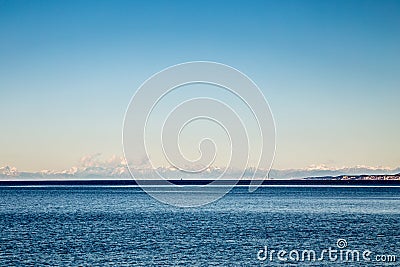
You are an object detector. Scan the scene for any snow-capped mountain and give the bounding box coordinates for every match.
[0,166,19,177]
[0,163,399,179]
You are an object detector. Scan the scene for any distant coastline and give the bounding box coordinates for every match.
[305,173,400,181]
[1,165,400,181]
[1,170,399,186]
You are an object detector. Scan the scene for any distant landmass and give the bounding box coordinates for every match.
[0,165,399,181]
[305,173,400,181]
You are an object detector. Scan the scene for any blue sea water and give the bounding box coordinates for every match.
[0,186,399,266]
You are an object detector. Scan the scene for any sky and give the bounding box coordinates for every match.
[0,0,399,172]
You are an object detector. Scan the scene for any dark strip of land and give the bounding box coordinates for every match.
[0,179,399,186]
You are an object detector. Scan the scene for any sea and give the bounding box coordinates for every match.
[0,186,399,266]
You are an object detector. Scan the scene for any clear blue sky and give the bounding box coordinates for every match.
[1,0,399,171]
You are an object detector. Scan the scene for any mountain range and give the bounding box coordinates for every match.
[1,164,399,180]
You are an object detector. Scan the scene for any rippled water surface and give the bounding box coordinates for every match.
[0,186,399,266]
